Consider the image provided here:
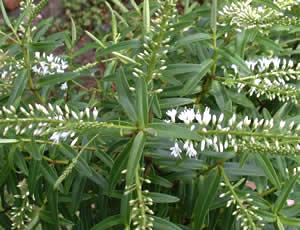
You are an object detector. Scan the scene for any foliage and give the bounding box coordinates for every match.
[0,0,299,229]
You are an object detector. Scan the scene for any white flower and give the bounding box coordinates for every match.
[170,142,182,158]
[231,64,238,74]
[60,82,68,90]
[186,142,197,158]
[195,111,202,124]
[280,120,286,129]
[166,109,177,123]
[49,131,71,143]
[202,107,211,126]
[178,108,195,125]
[183,140,190,150]
[93,107,99,120]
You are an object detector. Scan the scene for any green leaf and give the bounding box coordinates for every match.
[235,30,256,58]
[136,77,148,128]
[183,59,214,95]
[274,175,298,213]
[36,72,81,88]
[116,68,137,122]
[40,160,63,192]
[257,35,282,52]
[160,98,194,109]
[126,132,145,186]
[46,184,59,229]
[70,16,77,47]
[109,140,133,191]
[8,70,28,107]
[217,48,251,75]
[210,0,217,33]
[0,0,13,31]
[193,168,221,229]
[71,176,86,214]
[255,154,281,187]
[152,94,162,118]
[166,64,206,75]
[110,0,128,13]
[99,40,140,56]
[28,159,41,194]
[91,215,122,230]
[223,162,265,176]
[0,163,10,187]
[148,192,180,203]
[152,216,182,230]
[279,215,300,227]
[149,123,202,141]
[227,90,255,109]
[177,33,212,46]
[143,0,150,33]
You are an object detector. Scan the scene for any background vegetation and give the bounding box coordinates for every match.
[0,0,299,229]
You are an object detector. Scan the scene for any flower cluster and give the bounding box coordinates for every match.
[132,0,176,92]
[166,106,300,158]
[123,168,154,230]
[32,52,68,76]
[220,179,265,230]
[10,181,34,230]
[0,50,24,96]
[0,103,100,146]
[223,56,300,104]
[218,0,300,33]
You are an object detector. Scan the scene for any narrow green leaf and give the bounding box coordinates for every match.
[152,94,162,118]
[0,163,10,187]
[8,70,28,107]
[136,77,148,128]
[165,64,205,75]
[0,0,13,31]
[36,72,81,88]
[160,98,194,109]
[109,140,133,191]
[177,33,212,46]
[274,175,298,213]
[116,68,137,122]
[71,176,86,214]
[210,0,217,33]
[40,161,63,192]
[130,0,141,15]
[183,59,214,95]
[46,184,59,229]
[126,132,145,186]
[143,0,150,33]
[279,215,300,227]
[99,40,141,56]
[257,35,282,52]
[91,215,122,230]
[28,159,41,194]
[85,30,105,48]
[111,0,128,13]
[255,154,281,187]
[217,48,251,74]
[193,168,221,229]
[152,216,182,230]
[148,192,180,203]
[149,123,202,141]
[70,16,77,47]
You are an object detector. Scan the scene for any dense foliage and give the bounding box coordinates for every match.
[0,0,299,229]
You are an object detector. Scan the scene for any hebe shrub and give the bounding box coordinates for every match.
[0,0,299,229]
